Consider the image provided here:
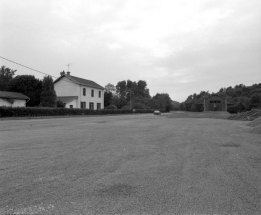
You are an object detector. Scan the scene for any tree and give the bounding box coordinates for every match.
[114,79,151,109]
[250,93,261,109]
[150,93,172,112]
[126,80,135,103]
[0,66,16,91]
[105,83,116,94]
[171,101,180,111]
[179,102,185,111]
[7,75,42,106]
[111,96,127,109]
[104,83,117,107]
[133,80,150,98]
[104,91,113,107]
[40,76,57,107]
[57,100,65,108]
[130,96,151,109]
[116,80,127,98]
[181,82,261,113]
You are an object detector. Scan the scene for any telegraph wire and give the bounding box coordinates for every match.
[0,55,60,79]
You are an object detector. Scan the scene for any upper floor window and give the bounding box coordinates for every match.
[99,91,101,98]
[91,89,94,97]
[83,88,86,96]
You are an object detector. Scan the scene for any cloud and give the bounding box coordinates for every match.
[0,0,260,102]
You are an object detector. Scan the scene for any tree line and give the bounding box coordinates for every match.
[180,83,261,113]
[1,66,174,111]
[0,66,56,107]
[104,80,173,111]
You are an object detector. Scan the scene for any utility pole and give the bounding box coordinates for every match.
[126,90,132,110]
[130,91,132,110]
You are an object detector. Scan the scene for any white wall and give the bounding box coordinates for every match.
[54,77,80,108]
[54,77,80,96]
[13,99,26,107]
[65,99,77,108]
[0,98,26,107]
[79,86,104,109]
[0,99,10,106]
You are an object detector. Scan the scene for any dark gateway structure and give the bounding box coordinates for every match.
[204,94,229,111]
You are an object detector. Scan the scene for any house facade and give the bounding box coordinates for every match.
[54,72,104,109]
[0,91,30,107]
[204,94,227,111]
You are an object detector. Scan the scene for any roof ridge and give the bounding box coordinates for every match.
[65,75,104,90]
[0,91,30,100]
[69,75,93,82]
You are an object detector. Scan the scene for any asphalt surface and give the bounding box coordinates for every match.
[0,114,261,215]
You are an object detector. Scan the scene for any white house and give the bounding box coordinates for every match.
[54,71,104,109]
[0,91,30,107]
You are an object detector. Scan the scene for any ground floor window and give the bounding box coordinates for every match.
[89,102,94,110]
[70,105,73,108]
[81,102,86,109]
[97,103,101,110]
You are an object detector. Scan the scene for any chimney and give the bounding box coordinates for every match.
[67,72,70,76]
[60,71,65,76]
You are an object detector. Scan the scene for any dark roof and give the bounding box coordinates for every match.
[204,94,225,100]
[54,74,104,90]
[0,91,30,100]
[57,96,78,103]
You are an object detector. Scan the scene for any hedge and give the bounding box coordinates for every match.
[0,107,158,117]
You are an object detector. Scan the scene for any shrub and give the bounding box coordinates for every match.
[122,105,131,110]
[0,107,155,117]
[105,105,118,110]
[135,109,154,114]
[227,105,238,114]
[57,100,65,108]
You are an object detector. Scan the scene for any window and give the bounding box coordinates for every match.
[97,103,101,110]
[81,102,86,109]
[91,89,94,97]
[210,100,221,104]
[89,102,94,110]
[70,105,73,108]
[83,88,86,96]
[99,91,101,98]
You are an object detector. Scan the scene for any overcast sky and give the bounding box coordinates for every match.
[0,0,260,102]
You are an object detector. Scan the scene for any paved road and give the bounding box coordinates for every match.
[0,114,261,215]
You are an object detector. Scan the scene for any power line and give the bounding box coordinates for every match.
[0,56,100,88]
[0,55,59,79]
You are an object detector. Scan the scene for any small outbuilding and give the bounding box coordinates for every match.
[204,94,227,111]
[0,91,30,107]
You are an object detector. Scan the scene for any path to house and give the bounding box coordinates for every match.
[0,113,261,215]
